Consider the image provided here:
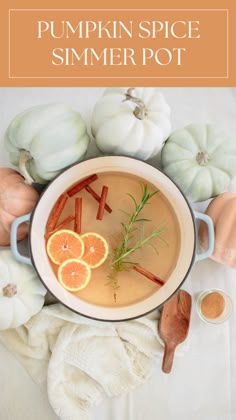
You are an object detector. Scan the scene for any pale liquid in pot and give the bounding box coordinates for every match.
[47,172,181,307]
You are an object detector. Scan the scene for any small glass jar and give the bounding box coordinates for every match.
[196,289,233,324]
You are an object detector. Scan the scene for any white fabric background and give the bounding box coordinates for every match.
[0,87,236,420]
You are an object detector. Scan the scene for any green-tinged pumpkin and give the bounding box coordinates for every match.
[5,103,90,184]
[0,250,46,330]
[91,87,171,160]
[161,124,236,202]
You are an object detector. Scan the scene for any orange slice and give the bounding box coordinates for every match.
[81,232,109,268]
[58,259,91,291]
[46,229,84,265]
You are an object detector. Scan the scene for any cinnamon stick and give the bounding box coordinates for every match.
[74,197,82,234]
[67,174,98,197]
[45,215,75,239]
[133,265,164,286]
[96,186,108,220]
[85,185,112,213]
[46,193,68,232]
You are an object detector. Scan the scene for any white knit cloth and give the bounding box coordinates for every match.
[0,304,165,420]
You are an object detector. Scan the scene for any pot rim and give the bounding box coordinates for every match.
[29,156,196,321]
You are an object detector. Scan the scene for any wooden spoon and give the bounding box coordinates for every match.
[159,289,192,373]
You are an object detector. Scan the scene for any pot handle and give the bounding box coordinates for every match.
[194,211,214,262]
[10,213,32,265]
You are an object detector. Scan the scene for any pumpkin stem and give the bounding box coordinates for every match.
[196,151,210,166]
[3,283,17,297]
[19,150,35,185]
[123,88,148,120]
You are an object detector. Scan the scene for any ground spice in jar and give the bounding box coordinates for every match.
[200,291,225,319]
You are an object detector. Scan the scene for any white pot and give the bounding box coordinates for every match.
[11,157,214,321]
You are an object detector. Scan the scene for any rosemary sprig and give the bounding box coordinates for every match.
[112,225,166,268]
[107,184,166,301]
[112,185,158,270]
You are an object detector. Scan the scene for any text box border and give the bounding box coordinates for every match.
[8,8,229,79]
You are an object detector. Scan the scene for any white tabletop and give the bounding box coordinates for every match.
[1,87,236,420]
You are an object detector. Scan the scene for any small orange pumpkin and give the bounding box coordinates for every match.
[0,168,39,246]
[199,192,236,268]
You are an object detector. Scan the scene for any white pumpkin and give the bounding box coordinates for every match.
[91,87,171,160]
[0,250,46,330]
[161,124,236,202]
[5,103,90,184]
